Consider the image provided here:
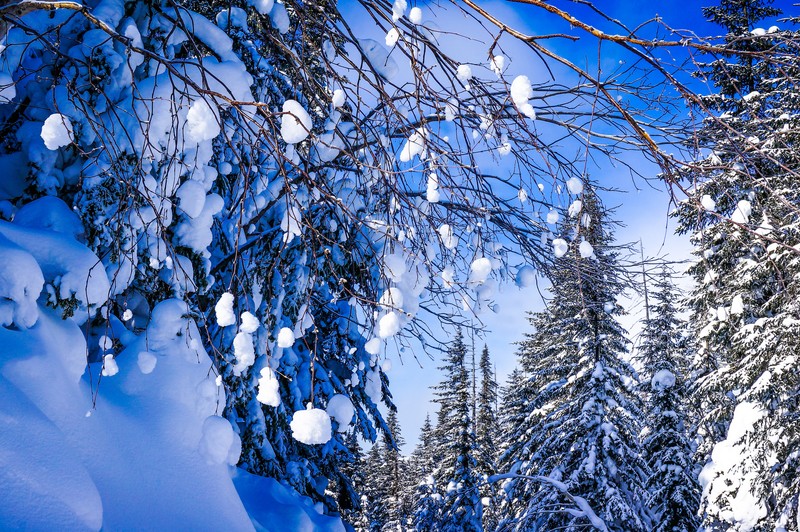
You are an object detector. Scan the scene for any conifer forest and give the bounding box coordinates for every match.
[2,0,800,530]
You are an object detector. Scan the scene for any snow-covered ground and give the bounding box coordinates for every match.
[0,200,343,531]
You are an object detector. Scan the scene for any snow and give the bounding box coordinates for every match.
[41,114,74,150]
[518,187,528,202]
[700,401,770,531]
[510,75,537,119]
[578,239,595,259]
[233,331,256,374]
[270,3,290,33]
[566,177,584,195]
[490,55,506,76]
[326,394,355,432]
[13,197,82,239]
[332,89,345,108]
[378,311,402,338]
[469,257,493,284]
[0,221,110,324]
[438,223,457,250]
[247,0,274,15]
[281,100,313,144]
[651,369,676,390]
[176,180,206,219]
[240,311,260,333]
[0,295,255,530]
[399,128,427,162]
[365,338,382,355]
[364,368,382,404]
[546,209,559,224]
[99,335,113,351]
[553,238,568,258]
[0,235,44,329]
[701,194,716,212]
[456,64,473,82]
[392,0,407,21]
[102,354,119,377]
[256,367,281,407]
[731,294,745,316]
[281,204,303,243]
[198,415,241,466]
[385,28,401,47]
[290,406,332,445]
[568,200,583,217]
[137,352,157,374]
[409,7,423,24]
[383,253,406,281]
[380,287,405,310]
[515,265,535,288]
[277,327,295,348]
[185,99,220,144]
[233,470,345,532]
[731,200,752,224]
[215,292,236,327]
[427,173,440,203]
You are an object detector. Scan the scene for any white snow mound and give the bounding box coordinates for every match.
[290,406,332,445]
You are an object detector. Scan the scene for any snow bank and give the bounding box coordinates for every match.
[0,223,347,530]
[0,220,110,323]
[233,470,346,532]
[0,235,44,329]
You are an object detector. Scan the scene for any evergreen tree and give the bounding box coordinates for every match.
[432,329,483,531]
[638,271,700,532]
[363,442,389,531]
[675,2,800,527]
[340,432,368,527]
[497,189,649,531]
[476,344,499,530]
[411,414,442,530]
[382,410,410,531]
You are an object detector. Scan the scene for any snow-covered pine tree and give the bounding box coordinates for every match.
[497,188,650,531]
[495,368,530,479]
[432,329,482,531]
[674,2,800,527]
[637,270,700,532]
[411,414,442,530]
[340,431,368,528]
[381,409,411,531]
[476,344,499,530]
[363,442,389,531]
[675,0,786,455]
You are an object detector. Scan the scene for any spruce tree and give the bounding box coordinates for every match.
[476,344,499,530]
[497,189,649,531]
[675,2,800,528]
[411,414,442,530]
[340,432,367,527]
[638,271,700,532]
[382,410,410,531]
[432,329,483,531]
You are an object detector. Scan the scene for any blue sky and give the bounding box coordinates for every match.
[343,0,795,449]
